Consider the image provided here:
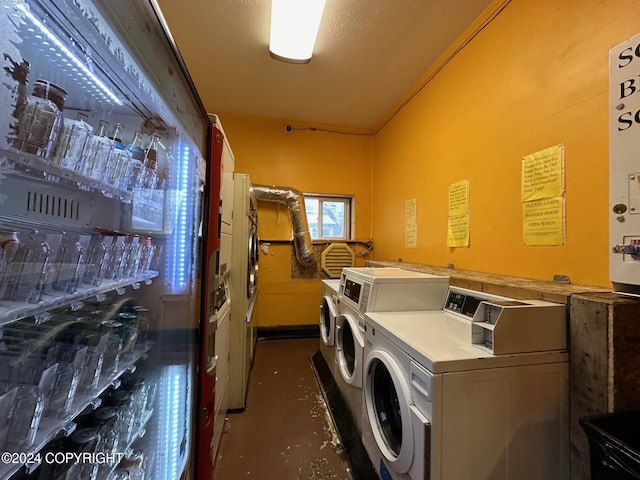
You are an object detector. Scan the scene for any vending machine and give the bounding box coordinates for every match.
[0,0,213,478]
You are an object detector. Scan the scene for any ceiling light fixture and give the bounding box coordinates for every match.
[269,0,326,64]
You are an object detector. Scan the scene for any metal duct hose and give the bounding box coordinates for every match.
[252,184,315,266]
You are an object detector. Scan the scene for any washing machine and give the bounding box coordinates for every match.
[319,279,340,378]
[362,286,570,480]
[335,267,449,434]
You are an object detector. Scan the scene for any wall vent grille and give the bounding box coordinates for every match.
[321,243,355,278]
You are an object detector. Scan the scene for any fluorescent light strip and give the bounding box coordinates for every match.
[269,0,326,63]
[16,2,123,105]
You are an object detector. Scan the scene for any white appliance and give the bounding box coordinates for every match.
[609,32,640,296]
[362,286,569,480]
[335,267,449,434]
[228,173,259,410]
[319,279,340,378]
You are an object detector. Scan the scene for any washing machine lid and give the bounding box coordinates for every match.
[339,269,450,313]
[366,311,567,374]
[341,267,449,284]
[322,279,340,295]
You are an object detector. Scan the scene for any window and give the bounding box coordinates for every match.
[304,194,353,240]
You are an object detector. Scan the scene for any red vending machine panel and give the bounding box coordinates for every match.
[196,123,224,479]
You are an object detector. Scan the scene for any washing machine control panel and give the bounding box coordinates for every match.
[343,279,362,304]
[358,284,371,313]
[444,290,483,317]
[442,287,567,355]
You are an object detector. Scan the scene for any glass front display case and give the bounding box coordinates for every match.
[0,0,207,478]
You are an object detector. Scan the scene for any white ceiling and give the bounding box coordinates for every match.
[156,0,495,131]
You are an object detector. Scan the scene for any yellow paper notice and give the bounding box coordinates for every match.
[448,214,469,247]
[448,179,469,216]
[447,179,469,247]
[522,196,565,245]
[521,145,564,202]
[405,198,417,248]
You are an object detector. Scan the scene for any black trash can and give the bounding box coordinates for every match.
[580,412,640,479]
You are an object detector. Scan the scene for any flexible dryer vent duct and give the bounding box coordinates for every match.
[252,184,315,266]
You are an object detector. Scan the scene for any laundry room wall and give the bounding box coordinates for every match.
[216,113,373,328]
[371,0,640,288]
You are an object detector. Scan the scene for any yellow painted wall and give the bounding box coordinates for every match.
[212,0,640,326]
[372,0,640,288]
[216,113,373,327]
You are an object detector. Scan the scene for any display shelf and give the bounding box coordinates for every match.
[0,147,163,212]
[0,273,158,327]
[0,342,153,479]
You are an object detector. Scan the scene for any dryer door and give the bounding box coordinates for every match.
[247,224,258,298]
[336,313,364,387]
[320,296,337,346]
[364,349,426,475]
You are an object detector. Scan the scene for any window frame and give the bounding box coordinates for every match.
[303,193,354,241]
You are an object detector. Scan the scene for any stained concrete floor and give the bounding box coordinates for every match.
[213,337,359,480]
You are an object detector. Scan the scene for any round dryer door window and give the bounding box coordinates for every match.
[364,350,415,474]
[371,360,402,455]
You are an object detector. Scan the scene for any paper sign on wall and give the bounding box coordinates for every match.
[521,145,565,245]
[447,179,469,247]
[405,198,417,248]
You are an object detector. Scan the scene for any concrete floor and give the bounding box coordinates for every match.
[212,338,355,480]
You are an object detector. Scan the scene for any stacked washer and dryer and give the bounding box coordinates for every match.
[228,173,259,410]
[362,285,570,480]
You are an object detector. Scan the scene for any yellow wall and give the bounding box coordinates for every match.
[214,0,640,326]
[216,114,373,327]
[372,0,640,288]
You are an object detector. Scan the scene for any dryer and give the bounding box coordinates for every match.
[362,286,569,480]
[228,173,259,410]
[335,267,449,434]
[319,279,340,378]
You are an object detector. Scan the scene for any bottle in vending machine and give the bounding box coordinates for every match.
[1,229,54,304]
[106,122,133,190]
[81,120,114,181]
[54,112,94,172]
[14,79,67,159]
[50,231,88,294]
[124,131,145,191]
[140,133,159,191]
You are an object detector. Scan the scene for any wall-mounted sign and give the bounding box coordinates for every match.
[521,144,565,245]
[405,198,417,248]
[447,179,469,247]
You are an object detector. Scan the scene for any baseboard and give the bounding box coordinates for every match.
[257,324,320,340]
